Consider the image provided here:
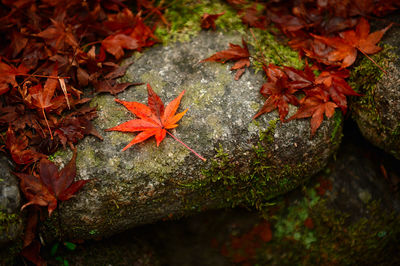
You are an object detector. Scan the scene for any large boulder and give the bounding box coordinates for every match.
[350,13,400,159]
[41,31,342,241]
[40,134,400,265]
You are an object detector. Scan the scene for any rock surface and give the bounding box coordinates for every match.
[42,31,342,241]
[0,155,23,247]
[39,129,400,265]
[351,13,400,159]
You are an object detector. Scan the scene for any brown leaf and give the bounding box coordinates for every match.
[201,38,250,80]
[200,12,224,30]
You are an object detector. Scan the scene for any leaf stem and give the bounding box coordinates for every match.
[166,131,206,161]
[42,108,53,139]
[358,47,387,74]
[17,73,71,79]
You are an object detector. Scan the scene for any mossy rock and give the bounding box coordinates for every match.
[220,139,400,265]
[0,155,24,264]
[350,13,400,159]
[41,31,342,242]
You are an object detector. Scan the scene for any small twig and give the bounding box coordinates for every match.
[166,131,206,161]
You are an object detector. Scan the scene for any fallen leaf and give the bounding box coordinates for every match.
[15,148,90,216]
[201,38,250,80]
[201,12,224,30]
[106,83,187,151]
[286,89,338,136]
[254,65,299,121]
[312,18,393,68]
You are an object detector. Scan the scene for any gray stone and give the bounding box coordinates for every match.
[0,155,23,246]
[41,31,342,241]
[351,13,400,159]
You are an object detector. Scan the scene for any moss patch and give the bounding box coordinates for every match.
[181,119,320,211]
[154,0,245,44]
[0,211,23,265]
[221,182,400,265]
[349,45,400,158]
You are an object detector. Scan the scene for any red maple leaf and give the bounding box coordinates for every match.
[315,69,360,113]
[101,16,157,59]
[312,18,392,68]
[201,38,250,80]
[106,84,205,161]
[14,149,90,216]
[200,12,224,30]
[254,65,299,121]
[286,89,338,136]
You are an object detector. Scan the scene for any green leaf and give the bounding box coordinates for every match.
[64,241,76,251]
[51,242,59,256]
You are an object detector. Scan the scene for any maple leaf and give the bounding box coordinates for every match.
[35,13,79,51]
[14,149,90,216]
[106,84,205,161]
[312,18,393,68]
[239,4,267,29]
[201,38,250,80]
[286,89,338,136]
[254,65,299,121]
[0,61,28,95]
[29,67,63,138]
[101,33,140,60]
[200,12,224,30]
[101,16,157,59]
[6,127,46,165]
[315,69,360,113]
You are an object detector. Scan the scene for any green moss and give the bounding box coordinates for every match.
[155,0,245,44]
[249,28,304,72]
[154,0,303,74]
[0,211,21,241]
[181,119,318,211]
[349,45,396,129]
[0,211,23,264]
[222,180,400,265]
[349,45,400,158]
[330,110,343,146]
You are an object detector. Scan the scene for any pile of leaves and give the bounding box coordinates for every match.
[0,0,165,264]
[202,0,397,134]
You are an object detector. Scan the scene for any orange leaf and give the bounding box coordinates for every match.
[106,84,187,150]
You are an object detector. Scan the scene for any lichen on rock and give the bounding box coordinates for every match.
[41,31,342,241]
